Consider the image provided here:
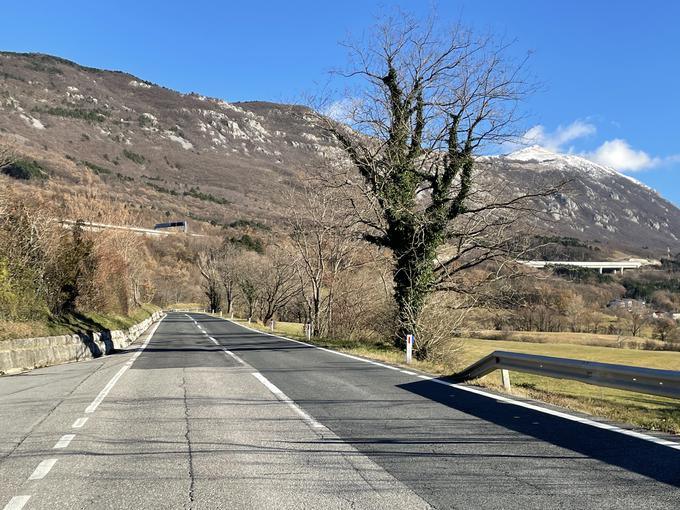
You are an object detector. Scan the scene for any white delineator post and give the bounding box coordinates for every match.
[270,320,275,331]
[305,323,312,341]
[501,369,511,391]
[406,334,414,364]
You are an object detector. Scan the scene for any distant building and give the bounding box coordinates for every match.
[607,298,646,311]
[154,220,188,233]
[651,311,680,321]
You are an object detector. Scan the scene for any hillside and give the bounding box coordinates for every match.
[1,51,678,254]
[479,147,680,254]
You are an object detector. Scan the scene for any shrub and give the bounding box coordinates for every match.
[1,159,49,180]
[145,181,177,195]
[183,187,229,205]
[229,234,264,254]
[228,219,270,231]
[122,149,146,165]
[81,160,112,176]
[34,106,108,122]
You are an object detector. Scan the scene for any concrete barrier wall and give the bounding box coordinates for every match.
[0,311,164,375]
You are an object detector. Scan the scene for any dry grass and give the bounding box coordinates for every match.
[0,304,160,341]
[0,320,54,341]
[232,317,680,435]
[470,329,673,350]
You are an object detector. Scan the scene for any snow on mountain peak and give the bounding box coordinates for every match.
[505,145,563,162]
[498,145,653,191]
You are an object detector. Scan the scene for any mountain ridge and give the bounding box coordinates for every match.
[1,51,678,255]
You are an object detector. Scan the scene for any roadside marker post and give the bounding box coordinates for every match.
[305,323,312,341]
[406,334,414,364]
[270,320,275,331]
[501,369,511,391]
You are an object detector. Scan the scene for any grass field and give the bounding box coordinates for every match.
[471,329,677,350]
[234,318,680,435]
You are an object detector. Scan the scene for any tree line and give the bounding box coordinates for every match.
[0,185,155,325]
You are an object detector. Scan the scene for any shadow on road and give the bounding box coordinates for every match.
[397,378,680,487]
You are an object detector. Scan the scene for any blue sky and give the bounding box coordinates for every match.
[2,1,679,204]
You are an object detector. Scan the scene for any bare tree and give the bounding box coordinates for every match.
[236,252,263,321]
[217,242,240,316]
[286,184,359,337]
[652,316,678,342]
[614,301,650,337]
[197,249,222,312]
[258,249,299,324]
[317,13,555,355]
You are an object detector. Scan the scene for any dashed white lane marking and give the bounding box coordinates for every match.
[222,348,245,365]
[72,417,88,428]
[85,365,127,414]
[28,459,58,480]
[3,496,30,510]
[85,318,163,414]
[252,372,325,429]
[225,316,680,452]
[206,336,245,365]
[53,434,75,449]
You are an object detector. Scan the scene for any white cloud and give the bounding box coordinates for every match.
[522,120,596,152]
[515,118,680,174]
[322,97,361,123]
[584,139,660,172]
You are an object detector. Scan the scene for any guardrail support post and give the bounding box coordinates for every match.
[501,369,511,391]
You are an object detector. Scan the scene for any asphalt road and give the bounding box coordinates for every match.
[1,312,678,509]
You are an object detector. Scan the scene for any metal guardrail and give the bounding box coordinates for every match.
[451,351,680,399]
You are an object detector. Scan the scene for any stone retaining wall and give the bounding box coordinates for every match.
[0,311,164,375]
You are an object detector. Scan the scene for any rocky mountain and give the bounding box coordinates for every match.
[479,147,680,254]
[0,52,678,254]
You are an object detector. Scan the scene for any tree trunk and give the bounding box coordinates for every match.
[225,283,234,315]
[392,249,431,358]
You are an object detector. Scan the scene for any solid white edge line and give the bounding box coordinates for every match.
[213,314,680,451]
[252,372,324,429]
[28,458,57,480]
[53,434,75,449]
[85,316,163,414]
[443,380,680,451]
[72,417,88,429]
[3,496,30,510]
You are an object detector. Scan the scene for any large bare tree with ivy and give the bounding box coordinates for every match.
[323,15,553,355]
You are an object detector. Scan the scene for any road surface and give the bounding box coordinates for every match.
[0,312,678,509]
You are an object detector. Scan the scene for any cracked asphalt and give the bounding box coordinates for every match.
[0,312,678,509]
